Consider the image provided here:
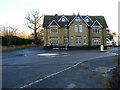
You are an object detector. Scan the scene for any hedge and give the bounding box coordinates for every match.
[1,35,33,46]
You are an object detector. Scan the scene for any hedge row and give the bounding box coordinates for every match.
[1,35,33,46]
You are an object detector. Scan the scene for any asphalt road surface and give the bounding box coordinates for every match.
[2,47,119,88]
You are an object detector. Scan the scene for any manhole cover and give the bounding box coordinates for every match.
[15,54,27,56]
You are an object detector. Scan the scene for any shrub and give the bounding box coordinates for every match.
[2,35,33,46]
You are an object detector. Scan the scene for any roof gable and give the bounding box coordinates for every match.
[84,15,93,23]
[68,14,89,26]
[43,15,108,28]
[47,20,60,28]
[91,20,103,28]
[58,15,69,22]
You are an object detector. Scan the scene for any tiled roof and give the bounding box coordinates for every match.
[43,15,108,28]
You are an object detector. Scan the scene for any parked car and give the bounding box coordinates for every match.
[106,41,112,47]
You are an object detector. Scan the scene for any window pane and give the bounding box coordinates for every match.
[92,27,100,34]
[75,38,78,44]
[75,24,77,32]
[76,37,81,45]
[50,37,59,45]
[79,24,82,32]
[50,27,58,33]
[65,27,67,33]
[62,18,65,22]
[71,37,73,45]
[84,37,87,45]
[86,18,89,22]
[92,38,101,45]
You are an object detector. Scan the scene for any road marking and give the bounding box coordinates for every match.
[19,63,80,89]
[19,53,117,89]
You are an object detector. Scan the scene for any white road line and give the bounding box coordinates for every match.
[19,53,117,89]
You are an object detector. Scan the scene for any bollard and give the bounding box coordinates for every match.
[100,45,104,52]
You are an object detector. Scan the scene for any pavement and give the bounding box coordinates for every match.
[2,47,119,89]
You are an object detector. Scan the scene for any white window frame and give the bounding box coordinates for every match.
[50,26,58,34]
[75,24,77,32]
[92,26,100,34]
[92,38,101,45]
[79,24,82,32]
[70,36,74,45]
[84,36,87,45]
[49,37,59,45]
[75,37,82,45]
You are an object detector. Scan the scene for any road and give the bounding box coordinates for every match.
[2,47,118,88]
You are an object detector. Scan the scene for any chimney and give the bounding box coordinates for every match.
[72,13,75,16]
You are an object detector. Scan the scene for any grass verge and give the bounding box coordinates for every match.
[2,44,38,52]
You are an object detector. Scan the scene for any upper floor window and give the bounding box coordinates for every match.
[79,24,82,32]
[75,24,77,32]
[50,26,58,33]
[92,26,100,34]
[65,27,67,33]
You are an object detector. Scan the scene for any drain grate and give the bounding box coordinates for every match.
[15,54,27,56]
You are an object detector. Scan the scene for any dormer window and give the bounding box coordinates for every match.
[61,18,65,22]
[86,18,89,22]
[75,17,81,21]
[84,15,93,23]
[58,15,69,22]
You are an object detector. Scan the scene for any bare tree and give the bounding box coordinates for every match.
[25,10,43,45]
[0,25,19,46]
[0,25,19,36]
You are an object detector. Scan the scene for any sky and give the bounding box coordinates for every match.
[0,0,119,35]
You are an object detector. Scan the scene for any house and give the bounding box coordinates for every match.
[43,13,108,49]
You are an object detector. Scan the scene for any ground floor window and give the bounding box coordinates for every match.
[49,37,59,45]
[71,36,74,45]
[92,37,101,45]
[84,36,87,45]
[75,37,82,45]
[64,37,68,45]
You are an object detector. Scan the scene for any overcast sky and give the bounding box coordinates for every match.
[0,0,119,35]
